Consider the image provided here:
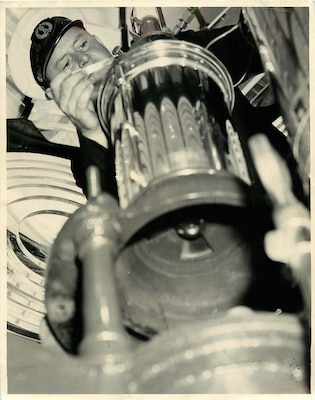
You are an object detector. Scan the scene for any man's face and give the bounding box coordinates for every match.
[46,26,112,91]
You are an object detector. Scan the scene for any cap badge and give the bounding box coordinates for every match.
[35,21,53,40]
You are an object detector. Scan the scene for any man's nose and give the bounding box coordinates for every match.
[77,53,89,68]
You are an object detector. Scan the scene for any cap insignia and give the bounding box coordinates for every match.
[35,21,53,40]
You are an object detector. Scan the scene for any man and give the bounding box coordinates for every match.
[28,16,118,197]
[31,17,112,149]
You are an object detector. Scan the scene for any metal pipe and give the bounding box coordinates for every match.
[172,7,196,35]
[206,7,231,30]
[119,7,129,52]
[74,194,130,392]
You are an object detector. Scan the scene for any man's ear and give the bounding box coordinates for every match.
[45,88,53,100]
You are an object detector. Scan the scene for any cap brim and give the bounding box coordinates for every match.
[8,8,87,100]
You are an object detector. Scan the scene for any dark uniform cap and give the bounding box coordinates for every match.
[30,16,84,90]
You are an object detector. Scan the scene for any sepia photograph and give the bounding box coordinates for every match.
[3,3,312,396]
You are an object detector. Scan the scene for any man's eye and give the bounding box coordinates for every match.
[63,59,72,71]
[80,40,88,49]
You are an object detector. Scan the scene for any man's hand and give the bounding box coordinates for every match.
[46,70,108,148]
